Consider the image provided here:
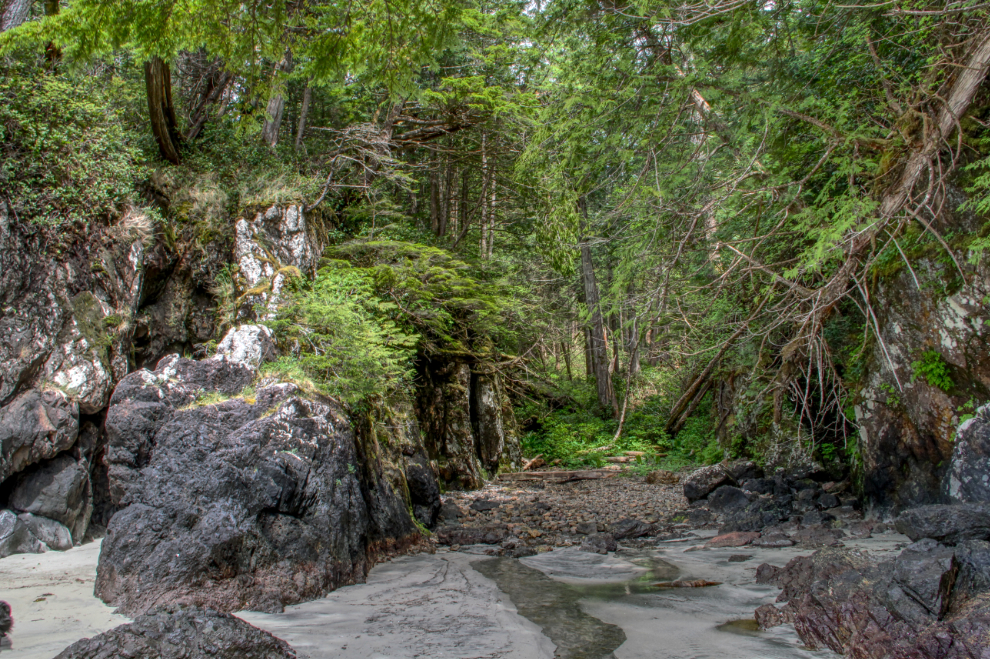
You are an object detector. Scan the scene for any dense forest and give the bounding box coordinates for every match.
[2,0,990,505]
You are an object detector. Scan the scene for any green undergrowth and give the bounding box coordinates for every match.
[518,376,725,471]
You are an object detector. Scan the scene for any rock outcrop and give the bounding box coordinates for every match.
[54,606,296,659]
[757,536,990,657]
[853,189,990,511]
[416,358,522,489]
[96,330,424,615]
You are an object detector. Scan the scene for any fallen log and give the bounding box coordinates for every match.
[498,469,616,483]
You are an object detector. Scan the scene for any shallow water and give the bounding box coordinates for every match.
[479,544,834,659]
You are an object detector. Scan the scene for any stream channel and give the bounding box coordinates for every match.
[240,531,909,659]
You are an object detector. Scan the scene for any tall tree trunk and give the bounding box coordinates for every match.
[261,94,286,147]
[1,0,30,32]
[261,52,292,148]
[294,83,312,152]
[561,341,573,380]
[487,166,496,258]
[144,56,182,165]
[579,198,617,416]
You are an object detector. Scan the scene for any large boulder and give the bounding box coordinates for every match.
[0,389,78,484]
[707,486,750,513]
[895,504,990,545]
[760,539,990,658]
[682,464,733,502]
[944,404,990,504]
[54,606,296,659]
[97,353,420,616]
[9,453,92,542]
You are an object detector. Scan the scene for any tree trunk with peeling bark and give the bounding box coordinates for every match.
[144,57,182,165]
[1,0,31,32]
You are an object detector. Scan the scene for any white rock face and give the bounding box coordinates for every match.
[234,205,321,317]
[213,325,276,370]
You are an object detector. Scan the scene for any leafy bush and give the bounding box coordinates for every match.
[0,63,146,229]
[911,350,954,392]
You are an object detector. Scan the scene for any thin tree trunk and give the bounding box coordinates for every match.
[487,168,496,258]
[294,83,312,152]
[480,133,489,257]
[561,341,573,381]
[187,70,231,141]
[579,198,617,417]
[144,56,182,165]
[612,317,640,442]
[1,0,30,32]
[430,169,440,235]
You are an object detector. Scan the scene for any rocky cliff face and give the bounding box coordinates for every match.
[855,190,990,513]
[0,200,521,614]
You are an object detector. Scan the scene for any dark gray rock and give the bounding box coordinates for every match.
[726,460,763,483]
[890,538,957,620]
[53,606,296,659]
[437,525,507,545]
[18,513,72,551]
[9,453,91,542]
[0,509,45,557]
[96,355,419,616]
[895,504,990,545]
[0,600,10,637]
[576,521,598,535]
[405,457,440,528]
[801,510,836,527]
[470,499,501,512]
[740,478,773,494]
[682,464,732,502]
[952,539,990,600]
[944,404,990,504]
[708,486,750,513]
[0,389,78,484]
[719,495,793,533]
[580,533,617,554]
[611,518,653,539]
[439,501,464,523]
[817,493,840,509]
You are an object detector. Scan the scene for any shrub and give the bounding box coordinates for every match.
[911,350,954,392]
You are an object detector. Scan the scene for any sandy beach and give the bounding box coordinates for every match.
[0,541,128,659]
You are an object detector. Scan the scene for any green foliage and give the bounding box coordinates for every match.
[0,62,146,229]
[330,241,522,354]
[911,350,954,392]
[267,261,418,403]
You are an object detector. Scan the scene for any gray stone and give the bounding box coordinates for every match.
[0,509,45,557]
[895,504,990,545]
[18,513,73,551]
[707,485,750,513]
[751,533,795,548]
[944,404,990,504]
[891,538,957,619]
[610,518,653,539]
[54,606,296,659]
[0,389,78,484]
[9,453,92,542]
[682,464,732,502]
[580,533,618,555]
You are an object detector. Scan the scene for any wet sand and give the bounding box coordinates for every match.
[0,533,911,659]
[0,541,129,659]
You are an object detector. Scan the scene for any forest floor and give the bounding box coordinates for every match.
[435,468,692,551]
